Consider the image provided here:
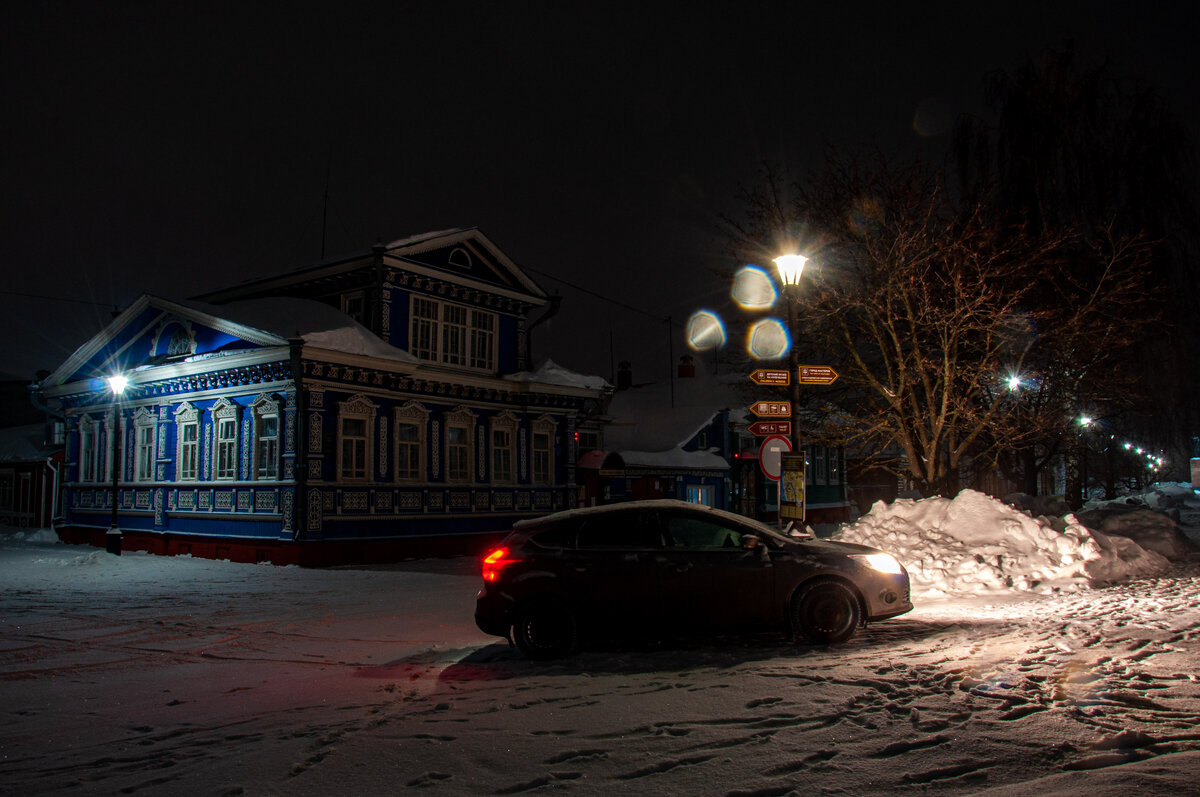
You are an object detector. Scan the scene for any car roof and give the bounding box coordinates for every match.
[513,499,760,531]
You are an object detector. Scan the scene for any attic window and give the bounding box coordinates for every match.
[448,247,472,270]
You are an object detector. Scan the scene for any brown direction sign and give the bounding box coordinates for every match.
[798,365,839,385]
[749,400,791,418]
[748,420,792,437]
[749,368,790,386]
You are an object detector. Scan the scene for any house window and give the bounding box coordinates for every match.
[490,413,517,484]
[213,400,239,480]
[829,447,842,485]
[251,396,281,480]
[257,414,279,479]
[411,297,438,360]
[394,402,428,482]
[409,297,497,371]
[342,291,365,324]
[444,407,476,483]
[532,416,556,485]
[135,422,155,482]
[179,422,199,480]
[814,445,828,485]
[340,417,368,480]
[686,484,715,507]
[80,417,97,482]
[337,395,377,482]
[470,310,495,370]
[175,403,200,481]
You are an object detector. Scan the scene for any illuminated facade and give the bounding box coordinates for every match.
[39,229,610,565]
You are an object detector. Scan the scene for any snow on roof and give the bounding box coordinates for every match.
[386,228,470,249]
[0,424,52,462]
[619,447,729,470]
[605,359,744,452]
[186,297,418,364]
[503,359,610,391]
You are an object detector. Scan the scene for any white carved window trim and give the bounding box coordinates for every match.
[444,405,476,484]
[531,415,556,486]
[394,401,429,483]
[174,403,200,482]
[79,415,98,483]
[337,394,377,482]
[409,296,497,372]
[251,395,281,481]
[132,407,156,483]
[490,411,518,485]
[213,399,240,481]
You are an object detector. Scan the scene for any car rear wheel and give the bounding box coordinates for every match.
[792,579,861,644]
[513,598,579,659]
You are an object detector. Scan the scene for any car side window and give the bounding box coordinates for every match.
[576,512,661,549]
[665,517,744,550]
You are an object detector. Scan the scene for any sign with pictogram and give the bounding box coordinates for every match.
[748,420,792,437]
[798,365,839,385]
[749,368,790,386]
[749,401,791,418]
[758,434,792,481]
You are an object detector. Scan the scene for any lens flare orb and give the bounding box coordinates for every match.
[747,318,790,359]
[731,265,777,310]
[686,310,726,351]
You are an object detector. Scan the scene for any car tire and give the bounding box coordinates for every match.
[791,578,862,644]
[513,597,579,660]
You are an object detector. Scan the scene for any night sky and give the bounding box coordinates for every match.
[2,2,1195,385]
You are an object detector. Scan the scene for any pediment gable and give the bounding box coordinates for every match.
[191,228,547,308]
[40,295,288,390]
[382,229,546,300]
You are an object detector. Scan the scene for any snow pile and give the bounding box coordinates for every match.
[835,489,1171,598]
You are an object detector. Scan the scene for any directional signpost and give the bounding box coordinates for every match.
[797,365,839,385]
[749,369,790,386]
[748,420,791,437]
[748,400,791,418]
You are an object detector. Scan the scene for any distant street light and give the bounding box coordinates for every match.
[106,374,128,556]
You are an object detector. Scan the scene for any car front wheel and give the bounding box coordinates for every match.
[792,579,862,644]
[513,597,579,659]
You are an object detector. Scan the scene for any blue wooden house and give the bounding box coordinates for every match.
[38,229,611,565]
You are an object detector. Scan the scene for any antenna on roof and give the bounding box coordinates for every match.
[320,152,331,260]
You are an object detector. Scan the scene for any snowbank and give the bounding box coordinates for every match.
[835,489,1172,599]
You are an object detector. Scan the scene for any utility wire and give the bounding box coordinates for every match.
[0,289,114,308]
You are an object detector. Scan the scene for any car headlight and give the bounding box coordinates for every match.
[850,553,904,575]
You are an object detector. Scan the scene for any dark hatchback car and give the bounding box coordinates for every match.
[475,499,913,659]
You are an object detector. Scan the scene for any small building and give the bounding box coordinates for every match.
[0,423,63,529]
[36,229,611,565]
[578,359,733,509]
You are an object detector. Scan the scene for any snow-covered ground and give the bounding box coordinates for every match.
[2,487,1199,796]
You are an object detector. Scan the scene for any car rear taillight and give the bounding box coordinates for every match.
[482,546,520,583]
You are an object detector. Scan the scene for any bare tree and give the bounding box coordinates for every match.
[724,152,1156,496]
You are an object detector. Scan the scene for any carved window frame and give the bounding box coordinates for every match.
[212,399,240,481]
[394,401,429,483]
[444,405,476,484]
[337,394,377,482]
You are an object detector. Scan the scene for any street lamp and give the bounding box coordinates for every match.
[106,373,128,556]
[773,254,808,457]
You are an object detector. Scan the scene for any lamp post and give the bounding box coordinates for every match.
[773,254,807,456]
[773,254,808,526]
[106,374,128,555]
